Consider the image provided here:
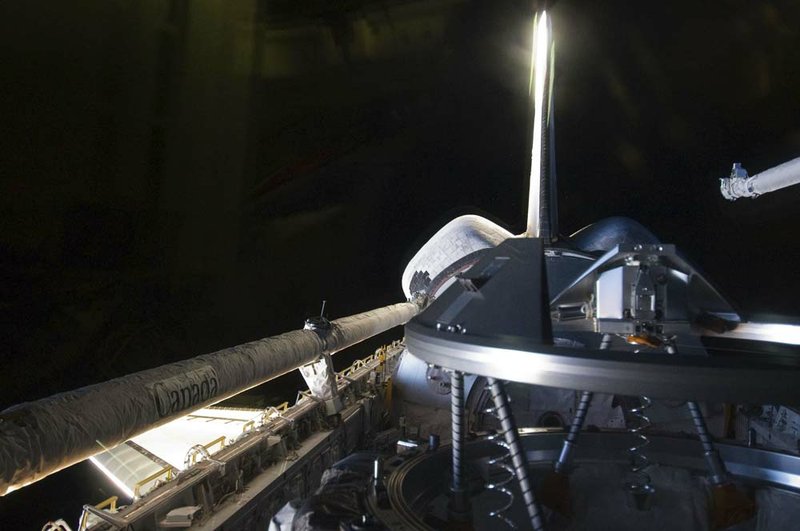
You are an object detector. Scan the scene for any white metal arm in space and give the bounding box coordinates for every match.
[720,156,800,200]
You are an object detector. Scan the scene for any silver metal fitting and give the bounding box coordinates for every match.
[720,162,755,201]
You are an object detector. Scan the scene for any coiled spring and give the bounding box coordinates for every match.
[481,386,518,529]
[478,379,545,530]
[625,395,656,508]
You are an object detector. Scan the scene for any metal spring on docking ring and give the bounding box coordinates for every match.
[625,395,656,509]
[481,384,518,529]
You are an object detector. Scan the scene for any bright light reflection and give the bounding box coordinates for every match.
[527,10,551,237]
[89,456,135,499]
[745,323,800,345]
[704,322,800,346]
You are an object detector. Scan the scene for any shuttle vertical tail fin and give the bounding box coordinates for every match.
[526,10,558,241]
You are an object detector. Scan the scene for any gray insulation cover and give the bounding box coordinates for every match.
[0,302,418,496]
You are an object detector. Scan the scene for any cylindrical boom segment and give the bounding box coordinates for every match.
[0,302,418,496]
[720,156,800,200]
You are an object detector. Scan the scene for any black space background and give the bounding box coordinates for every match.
[1,0,800,527]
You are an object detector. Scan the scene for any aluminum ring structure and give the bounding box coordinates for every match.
[404,323,800,404]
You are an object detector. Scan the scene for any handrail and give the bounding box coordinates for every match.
[203,435,227,454]
[77,496,119,531]
[133,466,175,499]
[186,435,228,467]
[262,401,292,425]
[96,496,118,512]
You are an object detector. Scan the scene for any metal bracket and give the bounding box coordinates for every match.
[299,353,343,415]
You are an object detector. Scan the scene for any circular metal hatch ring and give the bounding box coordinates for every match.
[405,325,800,403]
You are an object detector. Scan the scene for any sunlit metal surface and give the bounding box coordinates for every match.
[88,457,135,499]
[526,11,552,238]
[705,322,800,346]
[87,406,270,500]
[405,325,800,403]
